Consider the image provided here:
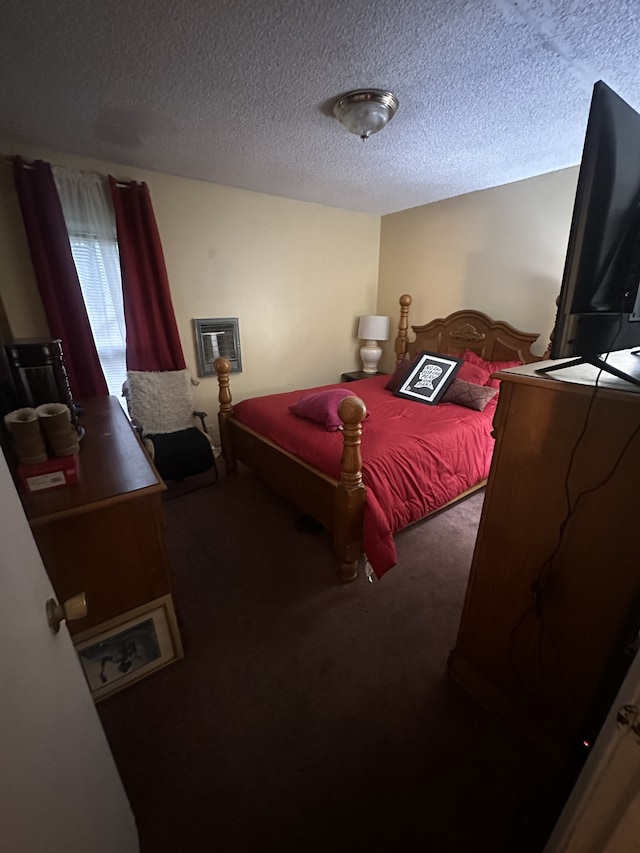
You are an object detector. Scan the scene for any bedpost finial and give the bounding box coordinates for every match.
[338,395,367,425]
[399,294,412,308]
[214,357,231,375]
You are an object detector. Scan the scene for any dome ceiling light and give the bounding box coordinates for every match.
[332,89,399,141]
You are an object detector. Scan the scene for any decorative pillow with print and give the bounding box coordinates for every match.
[441,378,498,411]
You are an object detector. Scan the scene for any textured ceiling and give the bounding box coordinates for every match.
[1,0,640,215]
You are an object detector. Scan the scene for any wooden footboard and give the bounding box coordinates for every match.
[214,357,367,581]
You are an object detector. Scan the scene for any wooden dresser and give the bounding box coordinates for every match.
[21,396,179,639]
[448,352,640,768]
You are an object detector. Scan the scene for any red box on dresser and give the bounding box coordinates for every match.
[17,453,79,492]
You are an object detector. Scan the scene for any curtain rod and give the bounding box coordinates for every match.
[4,156,141,187]
[4,155,30,167]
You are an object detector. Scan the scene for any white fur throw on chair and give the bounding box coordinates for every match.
[125,369,198,435]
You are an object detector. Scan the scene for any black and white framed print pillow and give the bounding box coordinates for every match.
[393,351,462,405]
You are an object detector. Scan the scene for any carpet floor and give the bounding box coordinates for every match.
[98,462,566,852]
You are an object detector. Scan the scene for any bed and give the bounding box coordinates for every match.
[214,294,542,582]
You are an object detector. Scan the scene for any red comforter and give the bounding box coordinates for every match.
[232,375,496,577]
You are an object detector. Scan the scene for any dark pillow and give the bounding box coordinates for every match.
[385,354,422,391]
[289,388,354,431]
[441,378,498,411]
[145,428,214,480]
[461,349,522,389]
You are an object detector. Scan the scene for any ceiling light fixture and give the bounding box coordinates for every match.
[332,89,399,141]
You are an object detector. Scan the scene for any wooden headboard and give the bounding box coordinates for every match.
[394,293,541,366]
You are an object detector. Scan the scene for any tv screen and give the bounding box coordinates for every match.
[546,81,640,384]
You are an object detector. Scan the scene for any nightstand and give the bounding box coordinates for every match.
[341,370,386,382]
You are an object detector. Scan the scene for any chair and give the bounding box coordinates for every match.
[122,369,218,484]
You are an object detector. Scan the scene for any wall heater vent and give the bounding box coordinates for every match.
[193,318,242,377]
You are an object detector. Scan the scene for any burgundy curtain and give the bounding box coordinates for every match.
[12,157,108,399]
[109,177,185,372]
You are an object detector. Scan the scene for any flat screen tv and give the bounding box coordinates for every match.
[539,80,640,386]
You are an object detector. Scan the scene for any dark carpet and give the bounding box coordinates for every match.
[98,462,565,852]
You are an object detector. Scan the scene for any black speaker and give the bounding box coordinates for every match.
[3,339,78,423]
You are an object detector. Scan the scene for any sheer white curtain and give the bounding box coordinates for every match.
[53,168,127,403]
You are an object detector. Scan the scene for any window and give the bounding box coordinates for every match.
[54,168,128,407]
[68,232,127,402]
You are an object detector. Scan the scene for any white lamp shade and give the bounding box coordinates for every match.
[357,315,390,341]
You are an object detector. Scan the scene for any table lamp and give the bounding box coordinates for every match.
[357,315,390,373]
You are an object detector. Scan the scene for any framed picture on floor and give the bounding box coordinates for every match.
[393,351,462,405]
[73,595,183,702]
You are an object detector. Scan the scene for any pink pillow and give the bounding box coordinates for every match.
[456,360,491,386]
[461,350,522,389]
[289,388,354,431]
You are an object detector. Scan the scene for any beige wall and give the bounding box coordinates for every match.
[0,142,380,416]
[1,140,584,413]
[377,168,580,366]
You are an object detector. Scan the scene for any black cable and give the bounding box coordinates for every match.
[533,310,629,600]
[507,310,640,712]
